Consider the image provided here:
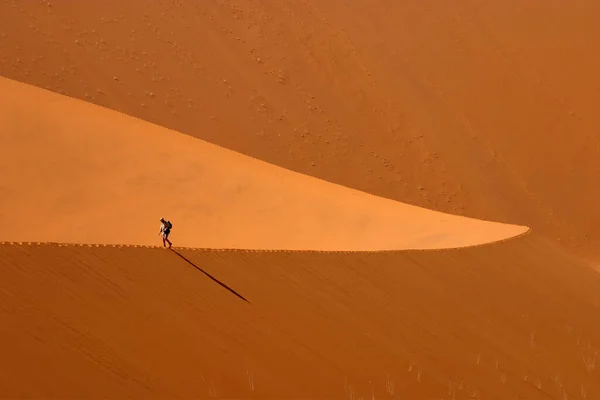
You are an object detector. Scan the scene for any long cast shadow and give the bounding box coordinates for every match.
[171,249,250,304]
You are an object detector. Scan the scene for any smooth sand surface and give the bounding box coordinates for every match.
[1,236,600,399]
[1,0,599,258]
[0,77,527,251]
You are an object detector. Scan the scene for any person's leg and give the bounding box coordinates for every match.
[164,231,172,248]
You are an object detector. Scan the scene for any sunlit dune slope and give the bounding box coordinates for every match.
[1,1,599,257]
[1,235,600,399]
[0,77,526,250]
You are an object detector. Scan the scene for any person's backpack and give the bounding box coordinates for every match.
[166,220,173,230]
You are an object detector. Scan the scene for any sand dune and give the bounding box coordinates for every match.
[0,76,526,251]
[1,235,600,399]
[1,0,599,257]
[1,1,600,399]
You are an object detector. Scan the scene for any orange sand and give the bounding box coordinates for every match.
[1,0,599,258]
[1,0,600,399]
[0,77,527,251]
[1,236,600,399]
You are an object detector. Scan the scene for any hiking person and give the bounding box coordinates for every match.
[158,217,173,248]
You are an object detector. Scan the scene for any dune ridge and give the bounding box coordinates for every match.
[0,220,532,253]
[0,224,531,254]
[0,76,527,251]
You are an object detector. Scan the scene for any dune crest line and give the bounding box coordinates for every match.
[0,226,531,254]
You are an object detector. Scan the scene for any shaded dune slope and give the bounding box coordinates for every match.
[0,77,526,251]
[1,235,600,399]
[1,1,599,257]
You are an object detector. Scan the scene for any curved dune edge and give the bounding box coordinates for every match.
[0,77,529,251]
[0,226,532,254]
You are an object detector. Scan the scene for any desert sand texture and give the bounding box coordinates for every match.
[2,1,600,399]
[1,0,600,258]
[1,236,600,399]
[0,76,527,251]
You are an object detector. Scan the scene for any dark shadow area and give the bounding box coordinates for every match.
[171,249,250,304]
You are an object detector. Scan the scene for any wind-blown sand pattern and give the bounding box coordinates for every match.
[1,0,600,399]
[1,237,600,399]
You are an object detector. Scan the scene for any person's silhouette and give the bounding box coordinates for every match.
[158,217,173,248]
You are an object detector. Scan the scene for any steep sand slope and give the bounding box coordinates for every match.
[1,0,599,257]
[0,77,526,250]
[1,235,600,399]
